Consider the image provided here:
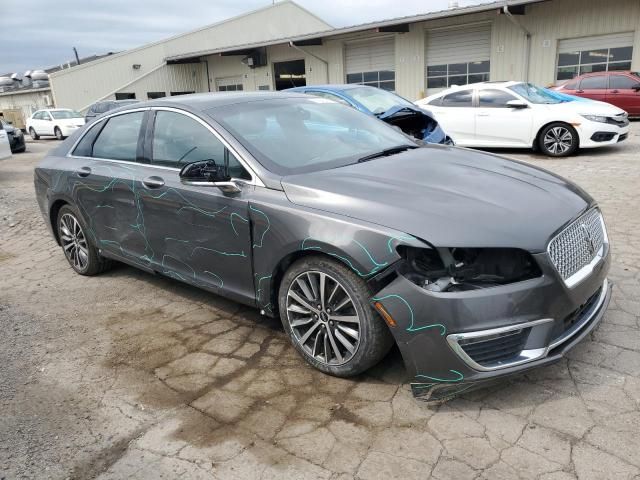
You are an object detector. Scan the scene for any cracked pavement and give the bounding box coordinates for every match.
[1,131,639,480]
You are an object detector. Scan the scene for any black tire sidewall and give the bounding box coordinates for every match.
[538,122,579,157]
[29,128,39,140]
[55,127,63,140]
[57,204,101,275]
[278,255,392,377]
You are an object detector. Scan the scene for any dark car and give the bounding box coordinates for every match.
[34,93,611,401]
[84,99,140,123]
[0,118,25,153]
[287,84,453,144]
[553,71,640,117]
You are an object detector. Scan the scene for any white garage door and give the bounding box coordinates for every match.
[216,76,244,92]
[425,24,491,92]
[556,32,634,82]
[345,37,395,90]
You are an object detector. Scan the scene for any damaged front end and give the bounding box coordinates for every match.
[377,106,453,145]
[370,242,611,403]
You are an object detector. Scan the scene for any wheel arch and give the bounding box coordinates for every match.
[49,199,69,245]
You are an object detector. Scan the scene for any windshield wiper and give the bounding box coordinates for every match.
[357,145,418,163]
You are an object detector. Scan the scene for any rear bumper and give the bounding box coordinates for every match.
[372,246,611,402]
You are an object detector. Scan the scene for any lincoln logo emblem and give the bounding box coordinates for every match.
[580,224,596,256]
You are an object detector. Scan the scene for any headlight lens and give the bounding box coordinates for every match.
[581,114,608,123]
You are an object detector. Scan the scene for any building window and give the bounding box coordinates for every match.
[218,84,243,92]
[346,71,395,91]
[170,91,195,96]
[426,60,490,89]
[115,92,136,100]
[556,46,633,81]
[147,92,166,99]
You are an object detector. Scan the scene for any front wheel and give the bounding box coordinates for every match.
[54,127,64,140]
[278,256,393,377]
[57,205,111,275]
[538,122,578,157]
[29,128,39,140]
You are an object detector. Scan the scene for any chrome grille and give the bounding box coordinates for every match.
[548,209,605,282]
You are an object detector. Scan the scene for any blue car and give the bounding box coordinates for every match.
[287,84,453,145]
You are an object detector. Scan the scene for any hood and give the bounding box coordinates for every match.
[281,147,592,251]
[378,105,435,121]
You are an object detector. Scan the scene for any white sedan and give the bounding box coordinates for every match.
[416,81,629,157]
[26,109,85,141]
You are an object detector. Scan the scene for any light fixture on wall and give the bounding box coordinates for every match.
[132,64,141,70]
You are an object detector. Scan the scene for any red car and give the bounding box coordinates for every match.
[553,71,640,117]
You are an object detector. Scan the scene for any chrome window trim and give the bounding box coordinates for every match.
[65,106,265,187]
[446,318,553,372]
[547,208,609,288]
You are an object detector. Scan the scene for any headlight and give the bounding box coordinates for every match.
[396,246,542,292]
[581,114,608,123]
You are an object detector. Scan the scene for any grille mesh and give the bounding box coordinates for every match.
[459,329,530,367]
[548,209,605,281]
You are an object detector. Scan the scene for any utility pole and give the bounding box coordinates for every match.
[73,47,81,65]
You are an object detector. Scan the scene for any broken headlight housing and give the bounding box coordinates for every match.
[396,246,542,292]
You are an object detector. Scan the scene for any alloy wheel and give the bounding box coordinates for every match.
[59,213,89,271]
[543,126,573,155]
[286,271,361,366]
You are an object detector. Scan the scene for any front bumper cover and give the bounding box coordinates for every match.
[372,248,611,402]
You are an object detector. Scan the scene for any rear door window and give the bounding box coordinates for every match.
[441,90,473,107]
[92,112,145,161]
[609,75,637,89]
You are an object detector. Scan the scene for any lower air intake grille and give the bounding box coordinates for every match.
[458,328,530,368]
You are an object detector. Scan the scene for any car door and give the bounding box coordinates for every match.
[606,74,640,116]
[139,108,254,300]
[41,111,56,136]
[576,75,608,102]
[428,89,476,145]
[30,111,44,134]
[71,109,152,267]
[475,88,532,146]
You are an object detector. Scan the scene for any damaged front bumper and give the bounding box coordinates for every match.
[372,250,611,402]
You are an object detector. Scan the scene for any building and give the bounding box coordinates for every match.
[0,54,115,128]
[50,0,640,111]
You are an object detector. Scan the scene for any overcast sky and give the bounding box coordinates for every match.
[2,0,492,74]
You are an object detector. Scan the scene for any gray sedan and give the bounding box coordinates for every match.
[33,92,611,401]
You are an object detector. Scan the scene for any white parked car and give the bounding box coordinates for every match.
[416,82,630,157]
[26,109,85,141]
[0,129,11,160]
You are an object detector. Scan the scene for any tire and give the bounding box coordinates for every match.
[278,255,393,377]
[56,205,112,276]
[538,122,579,157]
[29,128,39,140]
[54,127,64,140]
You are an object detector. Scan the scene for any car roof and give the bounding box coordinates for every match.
[138,91,312,110]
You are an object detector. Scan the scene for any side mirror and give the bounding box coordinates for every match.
[632,83,640,92]
[506,100,529,109]
[179,160,241,194]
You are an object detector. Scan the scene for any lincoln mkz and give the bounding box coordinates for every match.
[34,92,611,401]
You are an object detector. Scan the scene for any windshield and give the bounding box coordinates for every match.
[50,110,83,119]
[509,83,563,104]
[208,98,416,175]
[346,86,414,115]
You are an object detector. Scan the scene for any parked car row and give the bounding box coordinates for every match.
[35,91,612,400]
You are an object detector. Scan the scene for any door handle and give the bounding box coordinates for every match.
[477,113,490,117]
[142,176,165,189]
[575,90,584,93]
[610,90,619,94]
[76,166,91,177]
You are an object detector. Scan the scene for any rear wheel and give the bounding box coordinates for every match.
[54,127,64,140]
[29,128,39,140]
[538,122,578,157]
[278,256,393,377]
[57,205,111,275]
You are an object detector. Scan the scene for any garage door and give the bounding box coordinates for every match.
[425,24,491,91]
[216,76,243,92]
[345,37,395,90]
[556,32,634,82]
